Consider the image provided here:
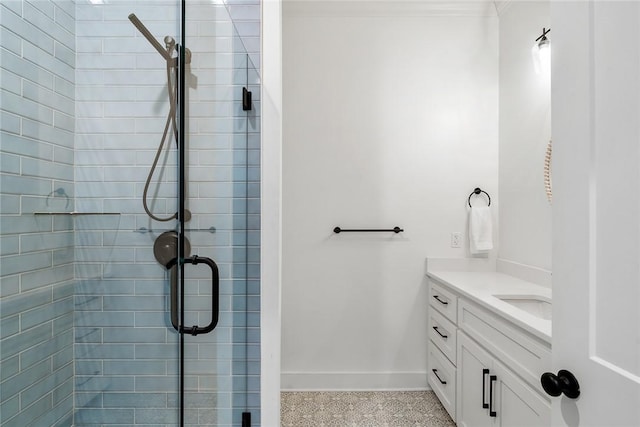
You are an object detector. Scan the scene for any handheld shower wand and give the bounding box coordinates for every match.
[129,13,191,223]
[128,14,172,61]
[129,14,190,64]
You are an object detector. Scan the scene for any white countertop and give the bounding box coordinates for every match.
[427,270,552,344]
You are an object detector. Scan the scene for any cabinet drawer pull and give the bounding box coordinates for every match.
[432,368,447,385]
[432,326,448,339]
[433,295,449,305]
[482,368,489,409]
[489,375,497,417]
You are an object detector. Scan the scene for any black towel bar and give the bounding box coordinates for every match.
[468,188,491,207]
[333,226,403,234]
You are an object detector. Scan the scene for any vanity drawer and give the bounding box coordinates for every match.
[428,308,457,365]
[458,299,551,392]
[428,343,456,422]
[429,278,458,323]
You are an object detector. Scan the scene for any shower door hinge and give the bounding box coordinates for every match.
[242,87,252,111]
[242,412,251,427]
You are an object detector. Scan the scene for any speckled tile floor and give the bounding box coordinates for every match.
[281,391,456,427]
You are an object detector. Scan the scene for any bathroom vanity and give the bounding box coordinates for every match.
[426,268,552,426]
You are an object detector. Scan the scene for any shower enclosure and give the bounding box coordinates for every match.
[0,1,260,425]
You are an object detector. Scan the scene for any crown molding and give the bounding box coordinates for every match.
[283,0,499,18]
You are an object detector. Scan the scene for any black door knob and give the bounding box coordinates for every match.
[540,369,580,399]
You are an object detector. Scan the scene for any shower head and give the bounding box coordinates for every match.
[128,13,172,61]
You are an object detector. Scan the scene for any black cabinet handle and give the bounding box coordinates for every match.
[541,370,580,399]
[432,369,447,385]
[433,295,449,305]
[482,369,489,409]
[432,326,448,339]
[489,375,497,417]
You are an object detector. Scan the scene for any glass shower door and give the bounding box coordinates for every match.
[180,2,261,424]
[0,1,259,426]
[74,1,181,426]
[73,2,183,424]
[73,1,259,425]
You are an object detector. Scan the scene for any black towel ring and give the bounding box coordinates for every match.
[468,187,491,207]
[46,187,70,209]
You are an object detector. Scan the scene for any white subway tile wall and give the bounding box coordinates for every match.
[1,0,260,425]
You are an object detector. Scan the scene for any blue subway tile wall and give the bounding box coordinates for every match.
[0,1,76,425]
[1,0,260,424]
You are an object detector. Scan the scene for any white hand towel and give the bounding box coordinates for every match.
[469,206,493,254]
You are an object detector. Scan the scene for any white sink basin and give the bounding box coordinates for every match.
[493,294,552,320]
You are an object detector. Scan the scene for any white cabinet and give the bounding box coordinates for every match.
[428,307,457,365]
[456,331,493,427]
[457,299,551,391]
[428,278,458,421]
[430,279,458,323]
[457,331,550,427]
[427,276,551,426]
[428,342,456,418]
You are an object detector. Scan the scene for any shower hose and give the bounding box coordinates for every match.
[143,38,179,222]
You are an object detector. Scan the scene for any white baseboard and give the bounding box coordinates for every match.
[281,372,430,391]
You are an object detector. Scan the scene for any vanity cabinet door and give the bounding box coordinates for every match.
[456,332,493,427]
[493,360,551,427]
[458,331,551,427]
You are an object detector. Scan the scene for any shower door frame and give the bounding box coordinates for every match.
[177,2,187,423]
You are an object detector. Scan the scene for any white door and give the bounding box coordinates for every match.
[551,1,640,426]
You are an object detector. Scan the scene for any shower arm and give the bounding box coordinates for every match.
[128,13,172,61]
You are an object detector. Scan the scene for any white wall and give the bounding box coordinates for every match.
[281,2,498,390]
[498,1,552,274]
[261,0,283,423]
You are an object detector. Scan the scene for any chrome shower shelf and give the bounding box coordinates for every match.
[33,212,121,215]
[134,226,216,234]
